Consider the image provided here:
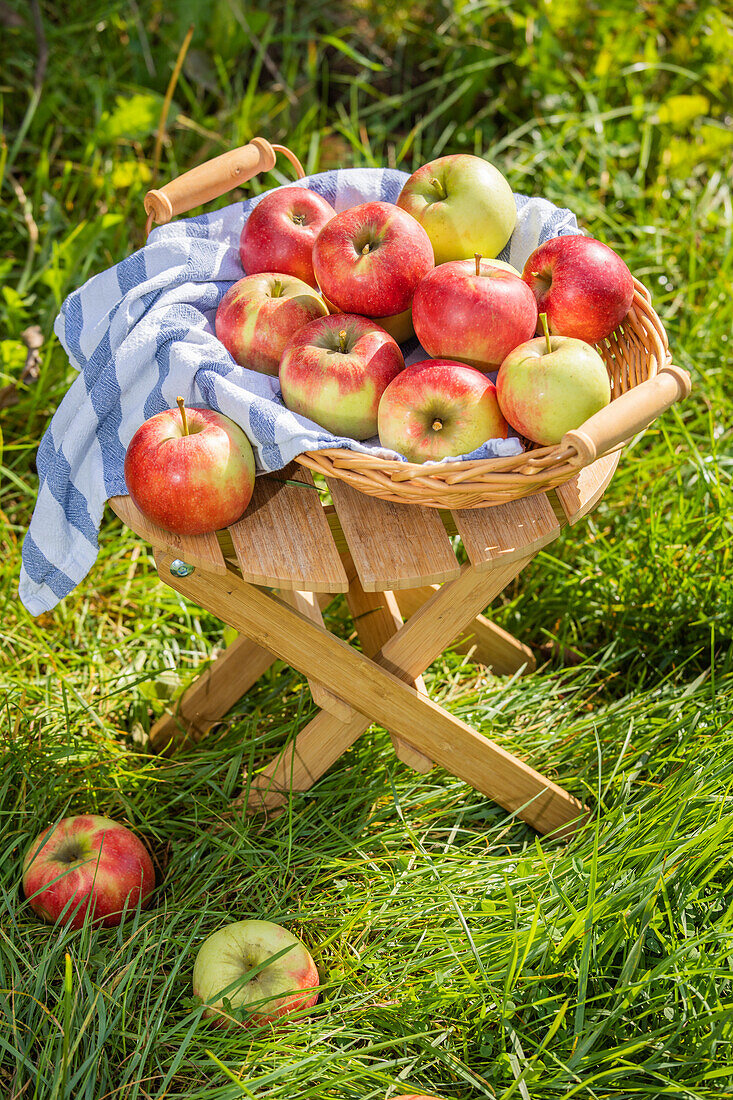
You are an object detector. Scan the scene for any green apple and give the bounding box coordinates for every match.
[496,314,611,445]
[193,919,319,1026]
[396,154,516,265]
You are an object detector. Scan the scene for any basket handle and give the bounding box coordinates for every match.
[562,363,691,464]
[142,138,305,235]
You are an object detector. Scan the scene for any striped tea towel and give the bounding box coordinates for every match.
[19,167,579,614]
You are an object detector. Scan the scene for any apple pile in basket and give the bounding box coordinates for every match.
[125,153,635,536]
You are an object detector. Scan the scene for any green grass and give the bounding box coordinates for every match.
[2,1,733,1097]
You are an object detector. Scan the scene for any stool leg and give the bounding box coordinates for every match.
[394,584,536,675]
[278,590,354,722]
[344,573,433,775]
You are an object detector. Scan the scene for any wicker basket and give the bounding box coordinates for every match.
[144,138,691,510]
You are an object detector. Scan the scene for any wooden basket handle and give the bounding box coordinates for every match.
[143,138,305,236]
[562,363,691,464]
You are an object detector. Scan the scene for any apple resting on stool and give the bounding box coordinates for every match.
[124,398,256,535]
[22,814,155,929]
[193,919,319,1026]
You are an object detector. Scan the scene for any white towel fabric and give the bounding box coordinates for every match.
[19,167,579,614]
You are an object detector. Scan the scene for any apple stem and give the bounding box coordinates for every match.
[432,418,443,432]
[430,176,445,199]
[475,253,482,277]
[361,242,370,255]
[539,312,552,355]
[177,396,189,436]
[338,329,348,353]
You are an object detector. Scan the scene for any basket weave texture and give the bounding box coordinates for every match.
[296,278,668,508]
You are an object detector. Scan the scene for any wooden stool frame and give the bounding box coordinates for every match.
[110,451,620,840]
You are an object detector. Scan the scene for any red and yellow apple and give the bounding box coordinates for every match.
[522,235,635,343]
[22,815,155,929]
[124,400,256,534]
[412,256,538,371]
[396,154,516,264]
[378,359,508,463]
[496,316,611,445]
[239,187,336,288]
[280,314,404,439]
[313,201,433,318]
[193,919,319,1026]
[215,273,328,376]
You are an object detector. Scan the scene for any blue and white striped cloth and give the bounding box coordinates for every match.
[19,167,579,614]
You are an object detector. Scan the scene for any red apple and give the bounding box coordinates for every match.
[378,359,508,463]
[239,187,336,288]
[396,153,516,264]
[22,814,155,929]
[280,314,404,439]
[522,235,634,343]
[193,919,319,1026]
[124,400,256,534]
[496,315,611,445]
[412,256,538,371]
[312,201,434,318]
[215,272,328,376]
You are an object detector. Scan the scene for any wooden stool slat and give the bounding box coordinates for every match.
[553,451,620,526]
[451,493,560,569]
[228,465,348,592]
[326,477,460,592]
[109,495,227,574]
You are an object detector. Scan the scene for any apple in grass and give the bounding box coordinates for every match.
[496,313,611,445]
[124,399,256,535]
[193,920,319,1026]
[280,314,404,439]
[239,187,336,288]
[22,815,155,929]
[412,255,538,371]
[378,359,508,463]
[215,272,328,376]
[522,235,635,344]
[396,154,516,264]
[313,201,434,319]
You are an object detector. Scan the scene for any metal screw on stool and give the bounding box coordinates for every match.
[170,559,195,577]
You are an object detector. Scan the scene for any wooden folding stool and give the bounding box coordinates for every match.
[110,451,619,838]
